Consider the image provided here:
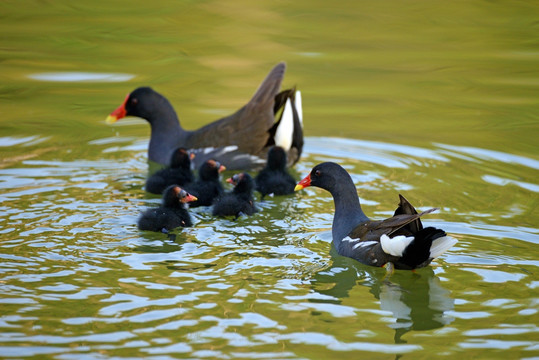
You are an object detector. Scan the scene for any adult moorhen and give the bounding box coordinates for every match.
[138,185,197,233]
[212,173,257,219]
[295,162,457,270]
[255,146,296,199]
[184,159,226,207]
[145,147,194,194]
[106,62,303,171]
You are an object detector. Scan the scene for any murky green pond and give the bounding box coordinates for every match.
[1,1,538,359]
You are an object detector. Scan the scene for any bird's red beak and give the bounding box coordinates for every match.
[106,94,129,123]
[173,187,198,203]
[183,193,198,203]
[295,174,311,191]
[218,165,226,173]
[226,173,242,185]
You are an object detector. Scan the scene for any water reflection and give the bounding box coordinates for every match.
[311,249,454,344]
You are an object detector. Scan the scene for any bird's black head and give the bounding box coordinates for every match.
[266,146,288,171]
[295,162,347,192]
[106,87,172,124]
[227,173,254,194]
[169,148,191,169]
[162,185,197,207]
[199,159,225,181]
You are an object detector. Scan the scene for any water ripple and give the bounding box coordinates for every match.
[436,143,539,170]
[0,136,537,358]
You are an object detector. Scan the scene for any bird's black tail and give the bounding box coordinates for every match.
[400,227,447,269]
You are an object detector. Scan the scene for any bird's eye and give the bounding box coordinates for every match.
[315,170,321,177]
[130,98,138,105]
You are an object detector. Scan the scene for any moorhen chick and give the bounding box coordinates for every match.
[212,173,257,219]
[255,146,296,199]
[184,159,226,207]
[106,62,303,171]
[145,147,194,194]
[295,162,457,270]
[138,185,197,233]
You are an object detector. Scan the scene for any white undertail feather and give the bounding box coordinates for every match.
[380,234,414,257]
[274,98,294,151]
[429,236,458,259]
[295,91,303,125]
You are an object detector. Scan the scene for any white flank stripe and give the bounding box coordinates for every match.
[429,236,458,258]
[274,98,294,151]
[342,236,355,243]
[295,91,303,125]
[221,145,239,153]
[197,145,239,155]
[380,234,415,257]
[352,240,378,250]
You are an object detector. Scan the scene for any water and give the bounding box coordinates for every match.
[1,0,538,359]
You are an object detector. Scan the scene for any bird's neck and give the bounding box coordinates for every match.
[201,174,218,182]
[269,164,286,172]
[233,184,253,199]
[147,105,188,165]
[331,182,369,242]
[163,197,182,208]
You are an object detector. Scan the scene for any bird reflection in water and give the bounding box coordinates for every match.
[310,249,454,344]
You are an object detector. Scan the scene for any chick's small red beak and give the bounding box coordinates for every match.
[295,174,311,191]
[226,177,234,184]
[106,94,129,123]
[183,193,198,203]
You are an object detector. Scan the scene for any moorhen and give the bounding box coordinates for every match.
[184,159,226,207]
[145,147,194,194]
[138,185,197,233]
[295,162,457,270]
[255,146,296,199]
[212,172,257,219]
[106,62,303,170]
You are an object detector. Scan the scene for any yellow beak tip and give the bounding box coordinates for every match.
[105,115,117,124]
[294,184,304,191]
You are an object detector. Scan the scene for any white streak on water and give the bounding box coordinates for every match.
[28,72,134,83]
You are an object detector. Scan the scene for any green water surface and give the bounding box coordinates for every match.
[0,1,538,359]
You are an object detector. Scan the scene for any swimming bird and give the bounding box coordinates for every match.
[295,162,457,270]
[255,146,296,199]
[145,148,194,194]
[212,173,257,219]
[184,159,226,207]
[138,185,197,233]
[106,62,303,171]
